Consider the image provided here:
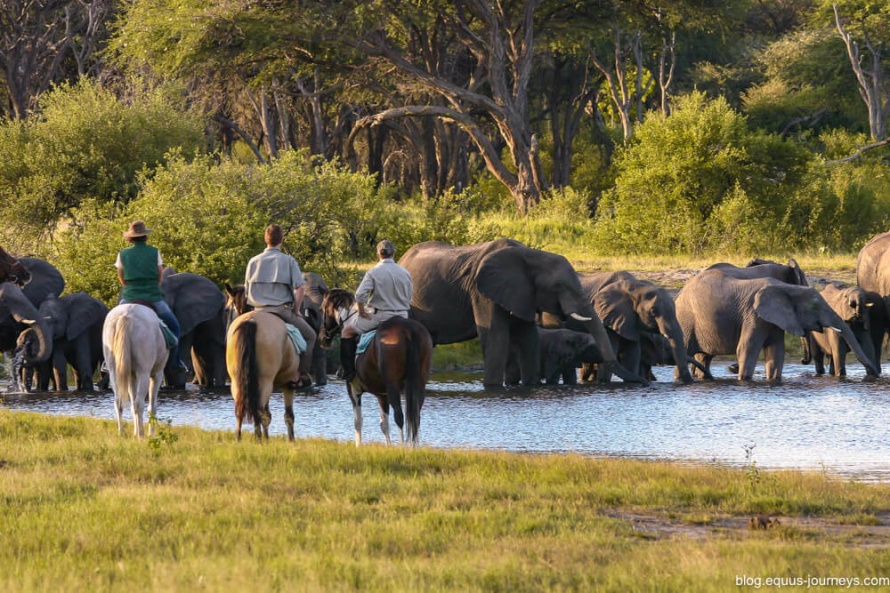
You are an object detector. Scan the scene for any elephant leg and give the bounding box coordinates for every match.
[620,340,643,378]
[561,365,578,385]
[504,342,522,386]
[310,341,327,386]
[692,353,713,380]
[52,349,68,391]
[72,337,94,391]
[513,321,539,386]
[736,346,759,381]
[478,318,511,387]
[832,335,848,377]
[763,342,785,382]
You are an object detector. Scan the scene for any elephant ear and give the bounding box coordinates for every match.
[787,258,808,286]
[753,285,805,336]
[63,292,109,341]
[476,247,536,322]
[164,273,226,336]
[593,287,640,341]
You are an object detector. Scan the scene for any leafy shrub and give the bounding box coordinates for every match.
[0,79,206,251]
[590,92,813,255]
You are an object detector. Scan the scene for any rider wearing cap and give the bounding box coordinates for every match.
[339,239,413,382]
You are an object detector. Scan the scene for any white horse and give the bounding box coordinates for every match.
[102,304,169,438]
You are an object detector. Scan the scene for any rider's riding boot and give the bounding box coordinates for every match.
[340,336,358,382]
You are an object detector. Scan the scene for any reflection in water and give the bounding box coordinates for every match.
[3,361,890,482]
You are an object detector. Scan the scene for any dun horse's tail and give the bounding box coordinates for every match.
[113,313,133,402]
[233,319,261,425]
[403,325,427,445]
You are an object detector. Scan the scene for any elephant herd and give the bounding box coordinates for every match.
[398,237,890,386]
[5,231,890,394]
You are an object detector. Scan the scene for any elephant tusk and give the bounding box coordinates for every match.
[570,312,592,322]
[828,326,842,333]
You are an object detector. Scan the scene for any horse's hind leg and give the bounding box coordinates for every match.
[114,388,124,435]
[387,384,405,445]
[348,385,363,447]
[147,370,163,437]
[283,388,295,441]
[132,374,149,439]
[376,394,392,446]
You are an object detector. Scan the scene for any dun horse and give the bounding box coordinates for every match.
[321,288,433,446]
[225,288,300,440]
[102,304,169,438]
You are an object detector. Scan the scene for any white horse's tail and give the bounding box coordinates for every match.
[113,313,134,401]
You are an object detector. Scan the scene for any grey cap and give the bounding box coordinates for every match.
[376,239,395,258]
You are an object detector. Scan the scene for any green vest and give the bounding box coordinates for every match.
[119,243,164,302]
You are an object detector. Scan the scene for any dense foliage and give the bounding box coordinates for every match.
[2,0,890,287]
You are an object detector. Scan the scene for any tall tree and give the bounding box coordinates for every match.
[340,0,548,212]
[818,1,890,140]
[0,0,112,119]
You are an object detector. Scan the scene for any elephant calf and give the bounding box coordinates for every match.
[676,269,879,381]
[505,327,602,385]
[811,283,874,377]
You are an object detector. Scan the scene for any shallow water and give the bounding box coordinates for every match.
[3,361,890,482]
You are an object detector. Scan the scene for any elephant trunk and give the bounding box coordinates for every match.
[13,315,51,363]
[658,318,694,384]
[839,323,880,377]
[579,316,617,383]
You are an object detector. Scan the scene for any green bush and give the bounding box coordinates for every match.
[0,79,206,251]
[590,92,814,255]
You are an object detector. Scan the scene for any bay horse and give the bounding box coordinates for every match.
[102,304,169,438]
[225,308,301,440]
[321,288,433,447]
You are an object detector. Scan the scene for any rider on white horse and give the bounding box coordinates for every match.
[339,239,413,382]
[114,221,185,374]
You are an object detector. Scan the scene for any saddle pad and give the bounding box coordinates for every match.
[284,323,307,354]
[357,330,377,355]
[158,320,178,349]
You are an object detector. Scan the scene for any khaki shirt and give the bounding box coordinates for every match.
[245,247,304,307]
[354,258,412,312]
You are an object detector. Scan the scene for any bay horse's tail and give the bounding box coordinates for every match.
[403,321,430,445]
[232,319,261,425]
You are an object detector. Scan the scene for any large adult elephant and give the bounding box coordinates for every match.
[1,258,62,387]
[162,272,227,388]
[17,292,108,391]
[399,239,642,387]
[856,230,890,369]
[676,269,879,381]
[566,271,694,384]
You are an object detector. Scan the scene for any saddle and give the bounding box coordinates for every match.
[356,330,377,355]
[284,323,307,354]
[129,300,177,349]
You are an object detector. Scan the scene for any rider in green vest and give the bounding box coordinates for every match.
[115,221,186,376]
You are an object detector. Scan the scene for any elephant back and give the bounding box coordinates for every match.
[162,272,225,336]
[857,230,890,294]
[19,258,65,307]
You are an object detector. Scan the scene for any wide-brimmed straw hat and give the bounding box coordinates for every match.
[123,220,152,239]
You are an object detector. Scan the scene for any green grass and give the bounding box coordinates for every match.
[1,410,889,592]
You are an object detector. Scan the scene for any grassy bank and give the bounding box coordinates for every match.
[1,410,889,592]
